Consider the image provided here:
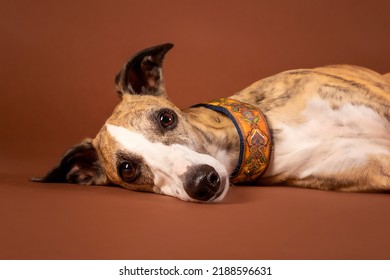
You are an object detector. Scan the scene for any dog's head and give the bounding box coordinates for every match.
[34,44,229,202]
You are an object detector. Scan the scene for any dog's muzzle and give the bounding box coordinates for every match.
[182,164,226,202]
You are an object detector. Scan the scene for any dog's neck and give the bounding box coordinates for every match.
[183,106,240,175]
[184,98,272,184]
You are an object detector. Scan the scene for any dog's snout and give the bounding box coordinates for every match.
[183,164,223,201]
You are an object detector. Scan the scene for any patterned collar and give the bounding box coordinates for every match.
[194,98,272,184]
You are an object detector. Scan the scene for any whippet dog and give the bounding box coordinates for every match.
[33,43,390,202]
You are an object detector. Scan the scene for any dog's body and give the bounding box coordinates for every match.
[34,43,390,202]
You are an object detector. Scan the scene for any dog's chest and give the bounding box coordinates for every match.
[265,97,390,178]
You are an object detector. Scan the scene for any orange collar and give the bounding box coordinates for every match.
[195,98,272,184]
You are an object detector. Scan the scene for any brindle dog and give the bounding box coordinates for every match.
[33,43,390,202]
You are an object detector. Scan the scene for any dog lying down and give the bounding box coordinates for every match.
[33,43,390,202]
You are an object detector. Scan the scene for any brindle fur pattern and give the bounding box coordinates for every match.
[230,65,390,191]
[33,43,390,202]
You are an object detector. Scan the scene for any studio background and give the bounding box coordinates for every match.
[1,0,390,259]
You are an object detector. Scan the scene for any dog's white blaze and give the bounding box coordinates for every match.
[106,124,229,201]
[266,98,390,178]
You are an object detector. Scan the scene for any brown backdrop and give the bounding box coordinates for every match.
[1,0,390,259]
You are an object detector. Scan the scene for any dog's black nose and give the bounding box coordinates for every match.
[183,164,222,201]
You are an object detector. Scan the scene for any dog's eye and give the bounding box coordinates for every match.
[118,162,140,183]
[158,110,177,129]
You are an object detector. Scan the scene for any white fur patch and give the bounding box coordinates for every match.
[106,124,229,202]
[206,144,236,174]
[265,98,390,178]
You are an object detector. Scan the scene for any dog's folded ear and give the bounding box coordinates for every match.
[115,43,174,97]
[31,139,107,185]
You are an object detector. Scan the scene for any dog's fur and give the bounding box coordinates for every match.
[33,43,390,202]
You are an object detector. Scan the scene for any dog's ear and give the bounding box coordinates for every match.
[31,139,107,185]
[115,43,174,97]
